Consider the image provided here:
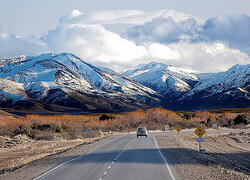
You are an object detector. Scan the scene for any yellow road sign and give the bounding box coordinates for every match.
[194,126,206,137]
[176,125,181,132]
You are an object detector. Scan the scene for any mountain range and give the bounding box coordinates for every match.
[0,53,249,113]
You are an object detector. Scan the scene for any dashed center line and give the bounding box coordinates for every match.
[97,138,135,180]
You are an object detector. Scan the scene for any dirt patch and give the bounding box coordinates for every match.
[156,130,250,180]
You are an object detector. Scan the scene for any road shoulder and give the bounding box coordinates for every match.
[155,130,249,180]
[0,134,121,180]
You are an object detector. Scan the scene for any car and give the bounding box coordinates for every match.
[137,127,147,138]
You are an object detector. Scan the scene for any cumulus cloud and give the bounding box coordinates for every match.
[0,9,249,73]
[59,9,199,26]
[203,14,250,43]
[202,14,250,53]
[127,17,200,44]
[147,43,181,60]
[126,13,250,54]
[167,42,249,72]
[0,31,48,58]
[42,21,182,70]
[43,24,148,64]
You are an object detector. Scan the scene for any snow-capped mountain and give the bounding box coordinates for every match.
[122,62,199,97]
[178,64,250,110]
[184,64,250,98]
[0,53,249,112]
[123,62,250,110]
[0,53,161,113]
[0,78,27,104]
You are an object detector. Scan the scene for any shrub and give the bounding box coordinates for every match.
[31,122,63,133]
[233,114,249,125]
[99,114,114,121]
[13,125,31,135]
[182,112,193,120]
[50,122,63,133]
[206,116,216,127]
[28,129,54,140]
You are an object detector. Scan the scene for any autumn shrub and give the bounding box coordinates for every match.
[0,115,30,136]
[0,108,249,140]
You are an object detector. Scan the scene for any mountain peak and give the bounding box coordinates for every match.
[123,62,199,96]
[0,52,249,112]
[137,62,167,71]
[0,52,161,112]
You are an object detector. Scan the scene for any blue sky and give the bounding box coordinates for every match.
[0,0,250,72]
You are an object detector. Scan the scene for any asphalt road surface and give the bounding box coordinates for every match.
[34,133,175,180]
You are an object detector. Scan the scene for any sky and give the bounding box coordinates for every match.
[0,0,250,72]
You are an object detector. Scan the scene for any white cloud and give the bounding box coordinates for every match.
[0,31,48,58]
[126,17,201,43]
[167,42,249,72]
[202,14,250,54]
[202,14,250,43]
[0,9,249,73]
[59,9,200,26]
[147,43,180,60]
[43,24,148,65]
[126,13,250,54]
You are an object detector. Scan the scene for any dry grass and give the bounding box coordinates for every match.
[0,108,249,140]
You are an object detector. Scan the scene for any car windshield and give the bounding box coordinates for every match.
[138,127,146,131]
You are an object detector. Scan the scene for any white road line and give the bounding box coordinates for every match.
[108,166,111,169]
[111,162,114,164]
[99,178,102,180]
[104,171,107,176]
[33,134,127,180]
[153,135,176,180]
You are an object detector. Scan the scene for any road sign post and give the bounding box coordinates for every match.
[165,125,169,132]
[82,129,91,144]
[212,123,217,129]
[194,126,206,151]
[176,125,181,134]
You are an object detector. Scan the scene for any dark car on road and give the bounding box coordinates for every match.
[137,127,147,138]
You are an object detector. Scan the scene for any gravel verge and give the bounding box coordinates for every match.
[0,133,121,180]
[155,130,250,180]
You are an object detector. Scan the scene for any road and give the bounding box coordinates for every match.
[34,133,175,180]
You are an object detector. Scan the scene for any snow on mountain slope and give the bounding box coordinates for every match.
[98,66,156,94]
[196,73,216,81]
[0,53,248,111]
[184,64,250,98]
[0,78,27,104]
[0,53,160,111]
[122,62,199,96]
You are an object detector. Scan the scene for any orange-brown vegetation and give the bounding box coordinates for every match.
[0,108,249,140]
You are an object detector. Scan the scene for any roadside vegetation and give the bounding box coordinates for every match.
[0,108,249,141]
[0,108,249,176]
